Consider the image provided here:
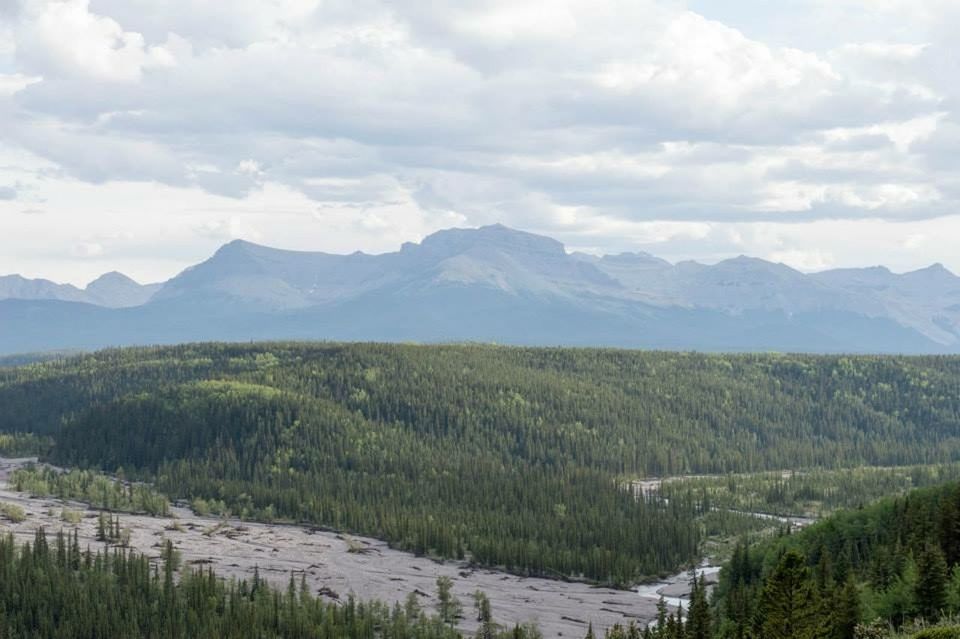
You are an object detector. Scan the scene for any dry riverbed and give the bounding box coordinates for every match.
[0,458,682,637]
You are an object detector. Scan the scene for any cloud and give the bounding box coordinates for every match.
[0,0,958,283]
[71,241,103,257]
[15,0,176,82]
[0,184,15,199]
[769,249,835,271]
[0,72,41,95]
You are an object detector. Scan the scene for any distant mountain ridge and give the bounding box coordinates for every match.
[1,224,958,355]
[0,271,160,308]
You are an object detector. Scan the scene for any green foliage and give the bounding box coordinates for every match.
[911,628,960,638]
[0,501,26,523]
[0,528,537,638]
[713,481,960,638]
[657,464,960,520]
[436,576,462,626]
[758,550,817,639]
[7,343,960,584]
[12,465,170,516]
[0,431,53,456]
[4,343,960,472]
[917,546,949,621]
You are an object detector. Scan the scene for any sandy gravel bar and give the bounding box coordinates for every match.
[0,458,660,637]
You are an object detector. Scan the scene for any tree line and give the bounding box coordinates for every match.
[4,343,960,583]
[0,528,542,638]
[709,480,960,638]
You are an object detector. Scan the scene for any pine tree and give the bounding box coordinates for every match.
[686,573,711,639]
[436,575,462,626]
[759,550,816,639]
[829,577,860,639]
[915,544,948,621]
[96,511,107,542]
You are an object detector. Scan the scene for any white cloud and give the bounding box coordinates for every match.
[71,241,103,258]
[0,0,957,282]
[769,249,835,271]
[834,42,929,61]
[15,0,176,82]
[0,72,40,95]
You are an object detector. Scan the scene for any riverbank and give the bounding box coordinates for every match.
[0,457,660,637]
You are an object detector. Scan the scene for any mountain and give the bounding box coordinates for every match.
[153,225,622,309]
[84,272,162,308]
[0,274,89,304]
[0,272,159,308]
[1,224,958,355]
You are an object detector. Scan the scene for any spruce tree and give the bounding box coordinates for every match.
[686,573,711,639]
[829,577,860,639]
[436,575,462,626]
[915,544,948,621]
[759,550,816,639]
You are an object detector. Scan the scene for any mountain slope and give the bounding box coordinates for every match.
[1,225,958,354]
[0,274,88,303]
[84,272,161,308]
[7,343,960,584]
[712,479,960,637]
[0,272,159,308]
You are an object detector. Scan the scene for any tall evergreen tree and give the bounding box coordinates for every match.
[759,551,817,639]
[686,573,712,639]
[916,544,948,621]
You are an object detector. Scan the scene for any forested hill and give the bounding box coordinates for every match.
[3,343,960,585]
[709,480,960,639]
[4,343,960,471]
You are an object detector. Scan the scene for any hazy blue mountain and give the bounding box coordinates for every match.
[0,275,88,304]
[1,225,958,355]
[153,225,622,309]
[84,272,162,308]
[0,272,159,308]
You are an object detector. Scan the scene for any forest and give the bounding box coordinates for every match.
[703,480,960,639]
[655,463,960,520]
[3,343,960,585]
[0,528,541,638]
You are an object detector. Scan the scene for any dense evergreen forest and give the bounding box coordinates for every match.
[706,480,960,639]
[656,463,960,519]
[0,528,540,638]
[3,343,960,585]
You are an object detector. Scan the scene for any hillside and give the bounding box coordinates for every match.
[4,343,960,585]
[709,480,960,639]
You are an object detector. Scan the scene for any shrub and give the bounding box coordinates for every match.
[912,628,960,639]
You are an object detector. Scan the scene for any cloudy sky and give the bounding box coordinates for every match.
[1,0,959,285]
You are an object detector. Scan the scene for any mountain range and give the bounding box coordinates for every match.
[2,224,958,355]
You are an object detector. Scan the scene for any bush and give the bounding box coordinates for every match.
[912,628,960,639]
[0,502,26,523]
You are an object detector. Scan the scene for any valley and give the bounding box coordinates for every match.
[0,457,673,637]
[2,342,960,637]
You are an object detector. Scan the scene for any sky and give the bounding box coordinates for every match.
[1,0,959,285]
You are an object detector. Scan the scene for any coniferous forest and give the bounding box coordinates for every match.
[0,528,542,639]
[2,343,960,585]
[3,343,960,636]
[703,480,960,639]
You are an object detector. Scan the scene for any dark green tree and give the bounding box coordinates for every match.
[759,551,817,639]
[915,544,948,621]
[686,573,712,639]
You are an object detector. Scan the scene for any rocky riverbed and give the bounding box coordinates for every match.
[0,457,673,637]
